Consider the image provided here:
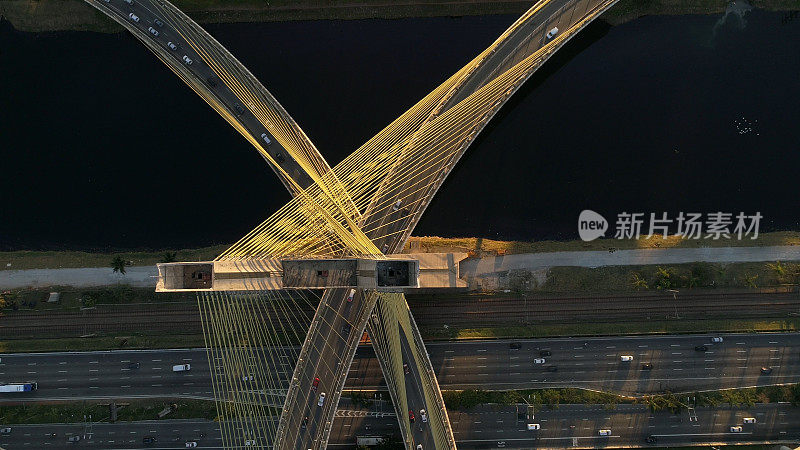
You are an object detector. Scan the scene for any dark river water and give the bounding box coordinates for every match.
[1,8,799,251]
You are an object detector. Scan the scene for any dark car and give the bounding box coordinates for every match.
[409,410,415,423]
[509,342,521,350]
[153,18,164,27]
[403,363,410,374]
[539,350,551,357]
[646,435,657,444]
[694,345,708,352]
[274,152,285,164]
[546,365,558,372]
[126,362,140,370]
[143,436,157,445]
[341,323,351,334]
[641,363,653,370]
[761,367,773,375]
[206,77,217,88]
[234,103,245,115]
[302,416,308,429]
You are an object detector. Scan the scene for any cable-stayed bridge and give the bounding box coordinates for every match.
[82,0,620,448]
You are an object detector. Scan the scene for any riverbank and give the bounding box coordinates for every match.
[2,231,797,271]
[1,0,797,33]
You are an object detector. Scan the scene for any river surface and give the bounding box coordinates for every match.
[1,8,798,251]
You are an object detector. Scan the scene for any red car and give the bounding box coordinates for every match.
[312,377,320,391]
[409,410,415,423]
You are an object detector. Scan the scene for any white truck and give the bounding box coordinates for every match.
[0,382,37,393]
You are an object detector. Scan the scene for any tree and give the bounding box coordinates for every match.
[161,252,177,263]
[111,256,129,275]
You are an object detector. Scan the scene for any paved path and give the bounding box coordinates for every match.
[461,245,800,277]
[0,266,157,289]
[2,245,799,289]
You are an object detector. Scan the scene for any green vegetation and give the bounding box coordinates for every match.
[1,245,228,271]
[424,318,800,341]
[0,334,207,353]
[0,286,194,312]
[110,256,129,275]
[443,383,800,411]
[540,261,800,293]
[0,399,218,424]
[443,388,620,410]
[408,231,800,257]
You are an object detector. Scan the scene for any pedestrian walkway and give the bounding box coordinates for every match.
[2,245,799,289]
[460,245,800,277]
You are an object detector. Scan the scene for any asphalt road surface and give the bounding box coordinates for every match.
[3,333,799,403]
[1,403,798,449]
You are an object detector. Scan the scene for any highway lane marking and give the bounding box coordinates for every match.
[59,362,67,365]
[89,361,99,364]
[27,363,36,366]
[638,345,648,348]
[770,341,779,344]
[58,370,67,373]
[477,349,487,352]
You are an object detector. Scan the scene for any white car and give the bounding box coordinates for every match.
[242,375,254,381]
[167,41,178,51]
[244,440,256,446]
[347,288,356,302]
[128,13,140,22]
[148,26,159,36]
[420,409,428,423]
[533,358,546,364]
[182,55,193,65]
[743,417,756,424]
[185,442,197,448]
[730,426,743,432]
[527,423,540,430]
[712,336,723,343]
[0,428,11,434]
[172,364,191,372]
[599,429,612,436]
[393,200,402,211]
[416,445,423,450]
[546,27,559,39]
[318,392,326,406]
[260,133,272,146]
[620,355,634,362]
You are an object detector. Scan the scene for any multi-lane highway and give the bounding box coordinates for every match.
[3,334,799,403]
[2,403,799,449]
